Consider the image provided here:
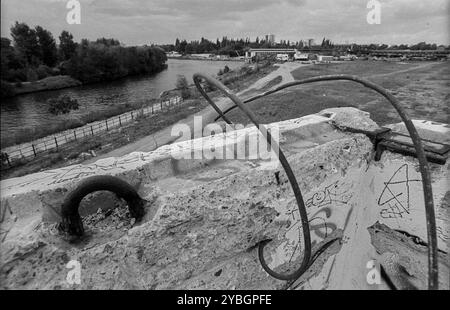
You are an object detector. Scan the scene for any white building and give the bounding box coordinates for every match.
[317,55,334,62]
[245,48,297,60]
[166,51,182,57]
[294,52,309,61]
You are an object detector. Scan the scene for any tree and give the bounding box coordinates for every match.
[59,30,77,61]
[35,26,57,67]
[176,75,190,99]
[10,21,40,65]
[1,37,26,81]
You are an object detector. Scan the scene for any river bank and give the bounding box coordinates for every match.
[3,75,82,97]
[1,61,278,179]
[1,59,243,148]
[167,56,244,62]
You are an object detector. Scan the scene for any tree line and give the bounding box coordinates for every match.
[160,36,449,56]
[1,22,167,97]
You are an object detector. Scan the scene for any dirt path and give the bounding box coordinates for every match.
[368,61,437,79]
[85,62,306,162]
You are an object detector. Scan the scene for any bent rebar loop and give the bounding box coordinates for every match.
[193,73,438,289]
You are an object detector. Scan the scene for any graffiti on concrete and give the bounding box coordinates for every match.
[436,226,449,245]
[1,152,158,193]
[305,180,353,209]
[378,164,421,219]
[283,181,353,260]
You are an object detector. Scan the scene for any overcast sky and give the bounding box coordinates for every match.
[1,0,449,45]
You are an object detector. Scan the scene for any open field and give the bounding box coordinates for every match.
[226,60,449,126]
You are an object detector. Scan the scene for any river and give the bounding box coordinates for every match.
[1,59,242,145]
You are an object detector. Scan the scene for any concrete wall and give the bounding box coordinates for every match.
[0,108,448,289]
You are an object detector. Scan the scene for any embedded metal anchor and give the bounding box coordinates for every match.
[60,175,145,237]
[194,73,439,289]
[374,130,449,164]
[340,126,449,164]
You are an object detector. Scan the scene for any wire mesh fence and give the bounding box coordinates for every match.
[1,96,183,170]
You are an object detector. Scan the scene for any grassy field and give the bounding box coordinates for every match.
[226,60,449,126]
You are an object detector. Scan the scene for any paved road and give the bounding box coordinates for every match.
[85,62,307,163]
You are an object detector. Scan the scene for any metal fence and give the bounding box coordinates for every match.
[1,96,183,169]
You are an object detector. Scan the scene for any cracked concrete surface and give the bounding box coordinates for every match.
[0,107,448,290]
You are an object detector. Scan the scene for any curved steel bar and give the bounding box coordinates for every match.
[193,77,233,125]
[193,73,312,281]
[61,175,146,236]
[195,73,438,289]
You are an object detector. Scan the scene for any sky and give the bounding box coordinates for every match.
[1,0,449,46]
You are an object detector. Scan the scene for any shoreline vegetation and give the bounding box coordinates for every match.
[1,22,167,98]
[1,60,272,149]
[167,55,244,62]
[1,60,276,179]
[4,75,82,96]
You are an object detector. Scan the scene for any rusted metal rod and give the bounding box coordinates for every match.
[194,73,438,289]
[194,73,312,281]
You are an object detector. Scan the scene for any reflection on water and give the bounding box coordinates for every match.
[1,59,241,142]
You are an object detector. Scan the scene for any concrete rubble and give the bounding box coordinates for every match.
[0,107,448,290]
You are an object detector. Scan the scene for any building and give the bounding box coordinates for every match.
[245,48,297,61]
[308,38,315,47]
[317,55,334,62]
[265,34,276,44]
[191,53,214,59]
[294,52,309,61]
[166,51,182,58]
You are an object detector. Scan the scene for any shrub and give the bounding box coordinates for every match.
[48,95,79,115]
[176,75,191,99]
[26,68,38,82]
[223,65,230,73]
[0,80,15,97]
[36,65,52,80]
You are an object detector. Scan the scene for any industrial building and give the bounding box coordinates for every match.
[245,48,297,61]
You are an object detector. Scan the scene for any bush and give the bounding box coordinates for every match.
[0,80,15,97]
[36,64,52,80]
[48,95,79,115]
[223,65,230,73]
[26,68,38,82]
[176,75,191,99]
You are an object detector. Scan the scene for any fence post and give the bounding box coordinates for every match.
[91,126,94,136]
[106,119,109,131]
[4,153,11,167]
[74,130,77,141]
[119,116,122,126]
[131,111,134,119]
[160,100,163,110]
[54,137,58,149]
[32,144,37,157]
[152,104,154,114]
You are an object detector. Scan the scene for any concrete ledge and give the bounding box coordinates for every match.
[1,108,448,290]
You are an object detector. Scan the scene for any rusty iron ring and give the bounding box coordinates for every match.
[60,175,145,236]
[194,73,438,289]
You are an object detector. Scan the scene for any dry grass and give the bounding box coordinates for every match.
[227,60,449,126]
